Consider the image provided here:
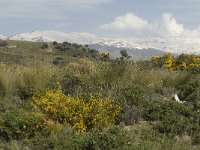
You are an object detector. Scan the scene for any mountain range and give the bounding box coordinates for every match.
[1,31,200,58]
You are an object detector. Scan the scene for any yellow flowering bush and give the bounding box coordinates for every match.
[32,89,121,132]
[101,52,110,60]
[151,53,200,70]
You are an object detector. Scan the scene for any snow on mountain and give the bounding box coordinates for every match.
[96,37,200,54]
[0,34,7,40]
[9,31,99,45]
[7,30,200,54]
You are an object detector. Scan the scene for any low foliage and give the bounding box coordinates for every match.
[33,88,121,132]
[151,53,200,72]
[0,109,46,141]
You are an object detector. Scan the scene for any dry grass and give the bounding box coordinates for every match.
[0,63,58,97]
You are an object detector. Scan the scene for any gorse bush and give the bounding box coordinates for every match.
[151,53,200,72]
[32,88,121,132]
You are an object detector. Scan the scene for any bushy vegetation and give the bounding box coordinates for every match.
[151,53,200,72]
[0,41,200,149]
[0,40,8,47]
[33,88,121,132]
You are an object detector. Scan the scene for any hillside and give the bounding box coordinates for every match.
[0,40,100,65]
[0,40,200,150]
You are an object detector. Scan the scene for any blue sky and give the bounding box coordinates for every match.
[1,0,200,37]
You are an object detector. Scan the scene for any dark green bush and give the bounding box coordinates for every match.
[55,45,70,51]
[25,128,86,150]
[143,100,200,139]
[0,40,8,47]
[178,77,200,102]
[52,41,57,45]
[0,109,46,141]
[63,41,70,46]
[115,84,149,125]
[23,126,129,150]
[52,57,65,66]
[60,74,83,96]
[41,43,48,49]
[86,126,128,150]
[17,86,35,100]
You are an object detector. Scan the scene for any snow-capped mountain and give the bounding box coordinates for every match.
[7,30,200,55]
[0,34,7,40]
[95,37,200,54]
[9,31,99,45]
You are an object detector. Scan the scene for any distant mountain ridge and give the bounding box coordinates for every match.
[88,44,165,59]
[8,31,98,44]
[1,30,200,58]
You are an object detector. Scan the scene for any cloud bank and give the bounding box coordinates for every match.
[100,12,200,39]
[101,13,149,31]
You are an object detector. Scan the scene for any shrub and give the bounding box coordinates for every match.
[178,77,200,102]
[0,109,46,141]
[86,126,128,150]
[0,40,8,47]
[26,128,87,150]
[52,41,57,45]
[41,43,48,49]
[143,100,200,137]
[60,74,83,96]
[52,57,65,66]
[55,45,70,51]
[151,53,200,72]
[32,88,121,132]
[120,49,131,61]
[63,41,70,46]
[115,84,149,125]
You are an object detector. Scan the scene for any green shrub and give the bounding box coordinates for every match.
[86,126,128,150]
[60,74,83,96]
[116,84,150,125]
[52,57,65,66]
[0,109,46,141]
[52,41,57,45]
[143,100,200,138]
[178,77,200,102]
[25,128,86,150]
[0,40,8,47]
[41,43,48,49]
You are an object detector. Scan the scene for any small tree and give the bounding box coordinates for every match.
[41,43,48,49]
[53,41,58,45]
[120,50,131,61]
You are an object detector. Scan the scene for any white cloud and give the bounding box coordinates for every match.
[100,13,149,31]
[99,12,200,40]
[157,13,184,36]
[156,13,200,39]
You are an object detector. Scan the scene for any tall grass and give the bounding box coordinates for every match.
[0,63,58,97]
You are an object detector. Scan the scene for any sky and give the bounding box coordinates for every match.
[1,0,200,38]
